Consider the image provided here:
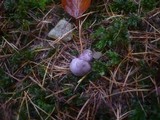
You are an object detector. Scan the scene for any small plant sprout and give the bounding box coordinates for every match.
[70,49,93,76]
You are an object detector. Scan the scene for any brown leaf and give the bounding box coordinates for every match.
[62,0,91,19]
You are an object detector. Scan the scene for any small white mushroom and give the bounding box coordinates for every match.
[70,58,91,76]
[69,49,93,76]
[79,49,93,62]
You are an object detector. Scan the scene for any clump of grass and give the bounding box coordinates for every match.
[92,50,121,76]
[129,95,160,120]
[141,0,159,12]
[110,0,138,14]
[0,68,15,90]
[9,50,35,68]
[93,60,108,76]
[4,0,51,17]
[92,18,129,51]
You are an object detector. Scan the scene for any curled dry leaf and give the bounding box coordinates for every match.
[62,0,91,19]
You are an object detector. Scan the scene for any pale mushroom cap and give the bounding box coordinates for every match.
[79,49,93,62]
[69,58,91,76]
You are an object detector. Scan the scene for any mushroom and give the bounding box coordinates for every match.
[69,49,93,76]
[79,49,93,62]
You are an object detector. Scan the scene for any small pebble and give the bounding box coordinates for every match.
[48,19,73,41]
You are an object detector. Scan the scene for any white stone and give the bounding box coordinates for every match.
[93,51,102,59]
[48,19,73,41]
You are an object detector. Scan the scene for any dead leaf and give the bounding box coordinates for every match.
[62,0,91,19]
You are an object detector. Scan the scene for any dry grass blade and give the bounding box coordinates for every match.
[26,93,56,120]
[76,99,90,120]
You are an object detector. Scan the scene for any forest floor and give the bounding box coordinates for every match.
[1,0,160,120]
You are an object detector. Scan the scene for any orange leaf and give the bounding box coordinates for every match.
[62,0,91,19]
